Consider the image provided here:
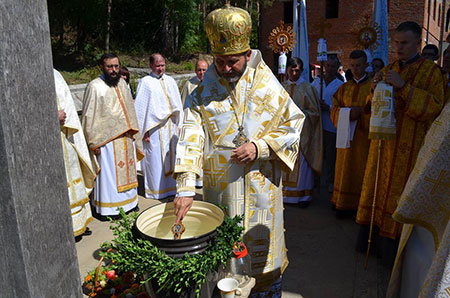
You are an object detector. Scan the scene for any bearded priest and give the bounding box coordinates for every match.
[82,53,144,217]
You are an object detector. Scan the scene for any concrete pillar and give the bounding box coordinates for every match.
[0,1,82,297]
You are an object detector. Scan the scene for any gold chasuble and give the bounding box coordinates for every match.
[82,78,144,192]
[356,57,445,239]
[330,77,371,210]
[175,50,304,290]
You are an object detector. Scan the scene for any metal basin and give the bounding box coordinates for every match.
[134,201,224,258]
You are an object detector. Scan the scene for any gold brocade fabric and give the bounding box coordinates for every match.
[387,101,450,297]
[205,3,251,55]
[356,58,445,239]
[330,78,371,210]
[282,81,323,175]
[82,78,144,192]
[174,50,304,290]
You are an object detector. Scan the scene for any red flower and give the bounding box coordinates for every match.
[106,270,116,280]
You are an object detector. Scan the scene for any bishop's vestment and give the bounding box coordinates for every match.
[356,56,445,239]
[282,80,322,204]
[82,77,144,216]
[135,73,183,199]
[330,75,371,210]
[174,50,304,290]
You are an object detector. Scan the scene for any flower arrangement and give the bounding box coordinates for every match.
[83,264,150,298]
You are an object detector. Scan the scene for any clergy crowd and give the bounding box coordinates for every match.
[54,3,449,297]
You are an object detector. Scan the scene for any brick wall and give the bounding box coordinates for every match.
[259,0,450,71]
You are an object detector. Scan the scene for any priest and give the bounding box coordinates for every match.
[135,53,183,200]
[180,60,209,105]
[387,100,449,298]
[356,22,445,259]
[330,50,371,214]
[82,53,144,217]
[54,69,95,237]
[282,57,322,208]
[172,4,304,295]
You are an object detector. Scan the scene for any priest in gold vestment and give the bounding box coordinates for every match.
[330,50,371,212]
[387,100,449,298]
[54,69,95,236]
[82,54,144,216]
[180,60,208,105]
[173,4,304,295]
[282,57,322,207]
[356,22,445,244]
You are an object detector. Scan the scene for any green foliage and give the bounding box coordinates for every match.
[47,0,277,70]
[60,67,101,85]
[100,208,243,298]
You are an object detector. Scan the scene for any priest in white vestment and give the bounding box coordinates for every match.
[82,54,144,216]
[387,101,450,298]
[54,69,95,236]
[135,53,183,200]
[173,4,305,295]
[180,60,208,105]
[282,57,322,207]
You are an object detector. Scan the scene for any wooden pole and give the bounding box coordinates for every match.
[365,140,383,268]
[438,0,447,66]
[319,60,324,102]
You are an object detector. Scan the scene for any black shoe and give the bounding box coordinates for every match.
[298,201,311,208]
[82,228,92,236]
[335,209,356,219]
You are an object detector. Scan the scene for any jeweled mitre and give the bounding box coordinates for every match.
[205,3,252,55]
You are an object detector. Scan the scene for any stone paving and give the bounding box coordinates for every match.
[76,186,390,298]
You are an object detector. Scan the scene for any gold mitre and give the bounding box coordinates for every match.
[205,3,252,55]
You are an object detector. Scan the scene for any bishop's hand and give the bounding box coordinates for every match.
[230,142,257,165]
[174,196,194,223]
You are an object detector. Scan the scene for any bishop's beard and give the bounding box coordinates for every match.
[102,71,121,87]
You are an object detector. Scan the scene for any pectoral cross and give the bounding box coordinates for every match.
[232,126,249,148]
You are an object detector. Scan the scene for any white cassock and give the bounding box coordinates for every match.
[54,69,95,235]
[135,72,183,199]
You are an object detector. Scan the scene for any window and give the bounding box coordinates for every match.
[326,0,339,19]
[438,4,441,26]
[433,0,436,21]
[446,8,450,31]
[284,1,293,24]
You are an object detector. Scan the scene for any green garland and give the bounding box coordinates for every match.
[100,208,243,297]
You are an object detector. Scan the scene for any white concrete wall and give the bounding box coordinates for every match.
[70,71,195,113]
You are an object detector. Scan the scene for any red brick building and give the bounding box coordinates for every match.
[259,0,450,71]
